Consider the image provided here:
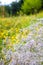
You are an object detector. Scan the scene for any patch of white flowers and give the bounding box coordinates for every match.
[0,19,43,65]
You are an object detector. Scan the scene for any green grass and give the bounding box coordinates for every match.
[0,11,43,50]
[0,11,43,29]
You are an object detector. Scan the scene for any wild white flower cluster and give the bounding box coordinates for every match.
[0,19,43,65]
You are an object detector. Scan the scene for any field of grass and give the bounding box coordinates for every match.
[0,11,43,49]
[0,11,43,65]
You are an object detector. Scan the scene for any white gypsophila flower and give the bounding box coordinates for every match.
[5,50,12,61]
[0,60,4,65]
[9,59,16,65]
[10,21,43,65]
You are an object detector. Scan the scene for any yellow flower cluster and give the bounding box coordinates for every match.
[0,17,32,49]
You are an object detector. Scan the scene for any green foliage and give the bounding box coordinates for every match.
[5,5,11,16]
[22,0,42,14]
[41,0,43,9]
[11,0,23,15]
[0,0,23,16]
[0,0,43,16]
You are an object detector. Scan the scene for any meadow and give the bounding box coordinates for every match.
[0,11,43,65]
